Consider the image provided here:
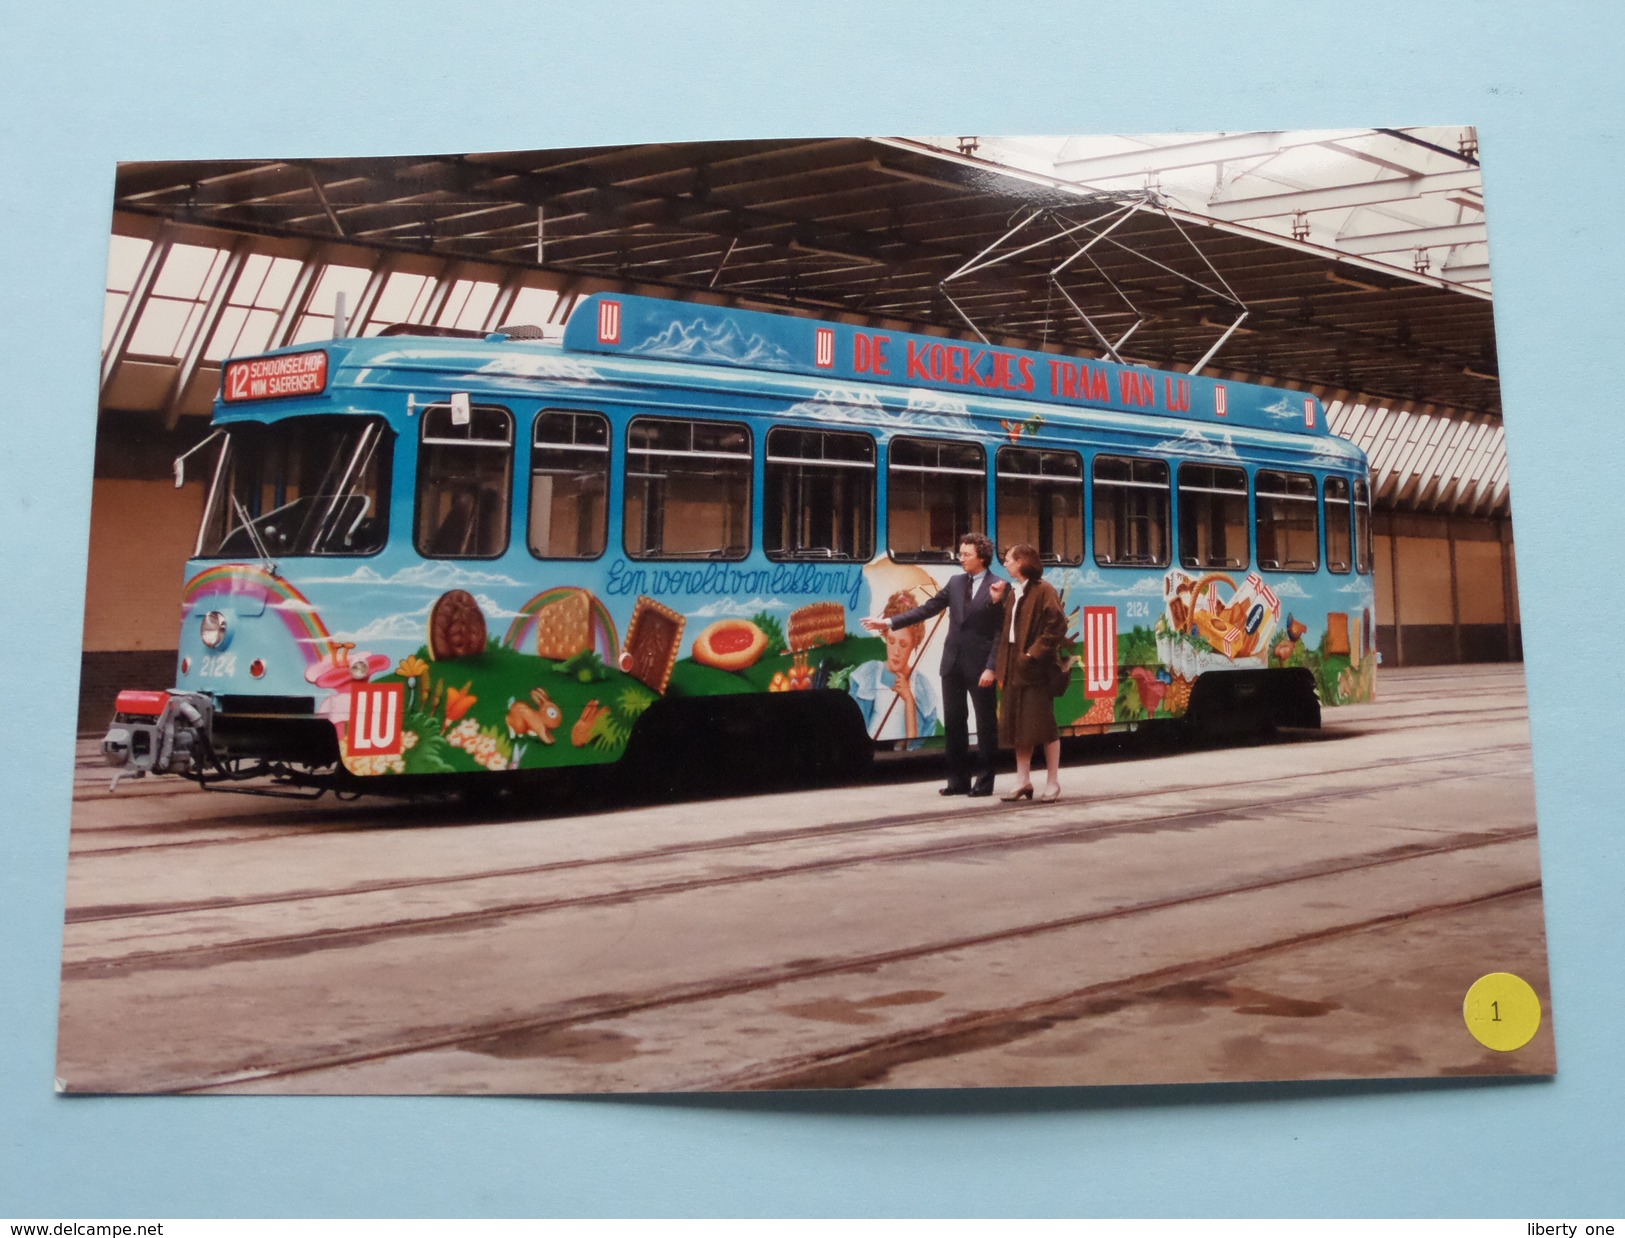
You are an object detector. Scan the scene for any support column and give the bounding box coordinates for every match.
[1447,521,1463,663]
[1500,519,1517,661]
[1388,526,1404,668]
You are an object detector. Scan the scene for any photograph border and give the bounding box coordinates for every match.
[3,0,1619,1218]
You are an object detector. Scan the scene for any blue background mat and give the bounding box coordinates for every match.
[3,0,1619,1216]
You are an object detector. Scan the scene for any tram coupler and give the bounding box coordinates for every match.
[102,689,215,790]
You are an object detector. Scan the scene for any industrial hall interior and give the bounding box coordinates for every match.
[84,129,1512,730]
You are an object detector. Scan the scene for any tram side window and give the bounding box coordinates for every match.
[888,437,986,563]
[1255,470,1320,572]
[1093,455,1170,567]
[529,410,609,559]
[997,447,1083,565]
[765,427,875,562]
[1177,463,1249,570]
[625,417,751,560]
[1354,477,1375,574]
[415,403,513,559]
[1324,476,1353,574]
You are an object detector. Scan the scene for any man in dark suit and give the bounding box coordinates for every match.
[863,532,1004,796]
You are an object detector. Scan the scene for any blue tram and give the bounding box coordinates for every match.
[101,293,1376,792]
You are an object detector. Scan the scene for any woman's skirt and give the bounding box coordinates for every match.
[999,666,1060,748]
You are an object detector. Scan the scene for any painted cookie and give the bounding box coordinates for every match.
[428,589,488,660]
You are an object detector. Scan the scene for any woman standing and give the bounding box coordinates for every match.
[993,544,1069,802]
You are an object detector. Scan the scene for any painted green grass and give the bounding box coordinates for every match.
[386,643,637,772]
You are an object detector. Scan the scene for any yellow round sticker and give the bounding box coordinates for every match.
[1463,973,1542,1051]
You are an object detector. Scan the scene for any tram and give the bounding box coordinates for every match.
[101,292,1377,794]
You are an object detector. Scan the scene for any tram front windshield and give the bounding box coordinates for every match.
[196,415,393,558]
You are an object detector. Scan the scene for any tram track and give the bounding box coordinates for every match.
[719,882,1544,1091]
[168,831,1538,1093]
[63,711,1531,870]
[64,744,1533,979]
[65,735,1531,922]
[56,665,1548,1095]
[64,684,1529,827]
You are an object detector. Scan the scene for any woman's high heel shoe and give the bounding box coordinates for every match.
[1001,785,1035,802]
[1039,786,1062,802]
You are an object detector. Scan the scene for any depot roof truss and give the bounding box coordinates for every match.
[103,135,1509,517]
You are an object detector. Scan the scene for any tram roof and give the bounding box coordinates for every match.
[217,294,1362,466]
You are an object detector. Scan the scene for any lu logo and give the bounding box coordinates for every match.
[350,683,405,755]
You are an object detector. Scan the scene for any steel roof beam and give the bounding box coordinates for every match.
[1438,419,1496,504]
[1438,423,1503,513]
[1373,408,1419,487]
[1319,142,1428,177]
[1385,410,1435,504]
[1469,455,1511,516]
[1052,130,1369,182]
[120,155,951,275]
[1411,414,1482,508]
[1361,406,1405,481]
[1393,412,1454,506]
[1374,410,1421,502]
[1339,401,1383,446]
[1481,462,1512,516]
[1205,169,1482,221]
[1337,222,1487,255]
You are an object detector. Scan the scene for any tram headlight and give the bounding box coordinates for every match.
[200,610,230,650]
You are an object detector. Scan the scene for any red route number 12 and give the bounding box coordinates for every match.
[223,351,329,403]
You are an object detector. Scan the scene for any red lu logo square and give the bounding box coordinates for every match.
[598,299,621,344]
[1084,606,1118,698]
[349,683,405,756]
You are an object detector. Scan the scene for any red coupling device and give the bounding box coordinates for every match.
[115,689,171,717]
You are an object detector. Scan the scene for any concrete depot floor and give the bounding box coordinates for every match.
[55,663,1553,1094]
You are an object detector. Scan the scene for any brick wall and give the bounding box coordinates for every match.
[82,477,204,652]
[78,475,202,732]
[1372,512,1521,668]
[79,650,179,734]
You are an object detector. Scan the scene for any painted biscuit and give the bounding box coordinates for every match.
[428,589,487,660]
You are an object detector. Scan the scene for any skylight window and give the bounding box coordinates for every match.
[127,243,229,358]
[102,234,153,351]
[204,253,305,361]
[290,263,371,344]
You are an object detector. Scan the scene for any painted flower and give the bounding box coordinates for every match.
[397,655,431,710]
[442,683,477,732]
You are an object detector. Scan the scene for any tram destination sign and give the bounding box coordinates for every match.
[564,293,1327,436]
[222,349,329,403]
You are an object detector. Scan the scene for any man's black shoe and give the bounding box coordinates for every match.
[967,785,994,797]
[939,785,970,796]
